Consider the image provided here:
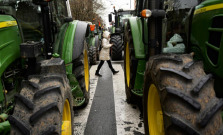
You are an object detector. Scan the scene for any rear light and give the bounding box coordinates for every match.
[90,25,95,31]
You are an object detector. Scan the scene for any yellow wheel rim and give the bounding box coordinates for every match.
[62,99,72,135]
[148,84,164,135]
[125,42,130,87]
[84,50,89,92]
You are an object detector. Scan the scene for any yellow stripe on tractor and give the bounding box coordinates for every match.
[0,21,17,29]
[194,3,223,15]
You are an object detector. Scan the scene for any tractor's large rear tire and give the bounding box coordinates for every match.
[111,35,122,60]
[143,54,223,135]
[124,27,138,104]
[73,46,90,107]
[9,73,74,135]
[89,46,97,65]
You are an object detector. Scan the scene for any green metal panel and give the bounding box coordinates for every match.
[131,60,146,97]
[67,74,85,107]
[88,37,96,47]
[0,121,10,135]
[98,33,102,40]
[191,0,223,79]
[195,0,223,10]
[67,74,83,97]
[0,15,15,22]
[0,113,10,135]
[128,17,146,59]
[0,15,21,103]
[86,29,96,47]
[61,20,78,74]
[112,26,115,34]
[59,20,85,106]
[53,23,69,55]
[0,15,21,76]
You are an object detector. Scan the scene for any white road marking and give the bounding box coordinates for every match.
[73,65,99,135]
[112,64,145,135]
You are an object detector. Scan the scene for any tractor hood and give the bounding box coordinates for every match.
[0,15,21,76]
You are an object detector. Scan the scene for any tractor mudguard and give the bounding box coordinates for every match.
[61,20,89,65]
[128,17,146,59]
[72,21,89,60]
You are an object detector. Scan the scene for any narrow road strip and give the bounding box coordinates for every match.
[73,65,99,135]
[84,62,117,135]
[112,64,145,135]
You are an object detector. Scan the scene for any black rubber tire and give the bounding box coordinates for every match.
[111,35,122,60]
[89,46,97,65]
[124,25,139,104]
[9,73,74,135]
[73,47,90,107]
[143,54,223,135]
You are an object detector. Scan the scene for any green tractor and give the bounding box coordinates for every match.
[87,22,103,65]
[108,7,135,60]
[124,0,223,134]
[0,0,90,134]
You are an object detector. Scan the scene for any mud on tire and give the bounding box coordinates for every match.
[143,54,223,135]
[9,73,74,135]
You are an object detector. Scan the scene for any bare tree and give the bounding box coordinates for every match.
[70,0,105,25]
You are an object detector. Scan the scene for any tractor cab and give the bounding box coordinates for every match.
[0,0,71,42]
[109,8,135,34]
[138,0,201,55]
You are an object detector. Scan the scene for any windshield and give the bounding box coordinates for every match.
[0,0,33,15]
[173,0,199,10]
[0,0,43,42]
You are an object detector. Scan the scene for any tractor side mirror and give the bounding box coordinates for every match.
[109,14,112,22]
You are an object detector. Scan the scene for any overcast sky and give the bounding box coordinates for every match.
[96,0,134,28]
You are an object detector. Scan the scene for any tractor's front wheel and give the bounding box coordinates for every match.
[143,54,223,135]
[9,73,74,135]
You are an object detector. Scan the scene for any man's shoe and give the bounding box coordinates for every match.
[95,72,102,77]
[112,70,119,75]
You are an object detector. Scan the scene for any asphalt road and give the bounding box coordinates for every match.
[73,61,144,135]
